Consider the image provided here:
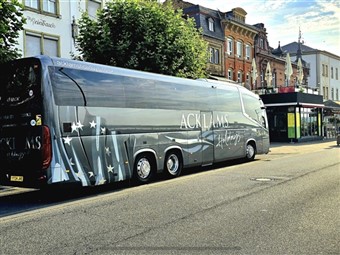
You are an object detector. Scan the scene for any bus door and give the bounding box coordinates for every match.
[200,111,214,165]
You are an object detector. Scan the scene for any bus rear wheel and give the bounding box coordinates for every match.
[164,151,182,178]
[133,154,155,184]
[245,142,256,161]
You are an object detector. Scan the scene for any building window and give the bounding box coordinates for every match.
[227,38,233,56]
[236,41,242,58]
[25,0,58,14]
[331,67,334,79]
[260,70,264,84]
[208,47,219,64]
[237,71,242,83]
[87,0,101,19]
[259,38,264,49]
[209,47,213,63]
[331,88,334,100]
[336,68,339,80]
[228,69,233,80]
[25,31,59,57]
[245,44,251,60]
[208,18,214,32]
[336,89,339,100]
[25,0,38,9]
[214,49,219,64]
[322,64,329,77]
[246,73,250,85]
[43,0,56,13]
[300,108,318,137]
[324,87,329,100]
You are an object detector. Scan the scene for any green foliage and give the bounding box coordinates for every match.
[76,0,207,78]
[0,0,26,63]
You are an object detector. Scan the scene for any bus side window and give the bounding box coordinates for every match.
[49,67,85,106]
[242,93,261,123]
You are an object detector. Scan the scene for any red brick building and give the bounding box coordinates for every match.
[223,8,258,89]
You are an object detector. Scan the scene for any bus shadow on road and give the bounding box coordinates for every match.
[0,158,252,217]
[0,181,131,217]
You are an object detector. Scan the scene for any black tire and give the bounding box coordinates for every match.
[133,153,155,184]
[245,142,256,161]
[164,151,182,178]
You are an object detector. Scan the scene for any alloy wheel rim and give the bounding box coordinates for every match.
[137,158,151,179]
[167,154,179,175]
[247,145,255,158]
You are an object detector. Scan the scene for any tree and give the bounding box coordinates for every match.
[0,0,26,64]
[76,0,208,78]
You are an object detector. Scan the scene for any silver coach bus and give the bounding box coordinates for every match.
[0,56,269,188]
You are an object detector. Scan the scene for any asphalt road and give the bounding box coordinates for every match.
[0,140,339,255]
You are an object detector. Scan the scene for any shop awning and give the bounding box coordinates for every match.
[264,102,325,108]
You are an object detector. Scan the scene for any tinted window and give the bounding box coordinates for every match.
[50,67,242,112]
[214,87,242,112]
[242,93,262,123]
[0,59,41,107]
[50,67,125,107]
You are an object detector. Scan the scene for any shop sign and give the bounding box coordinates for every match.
[27,16,56,29]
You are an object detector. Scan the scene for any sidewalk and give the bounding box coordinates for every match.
[270,138,337,148]
[269,139,338,155]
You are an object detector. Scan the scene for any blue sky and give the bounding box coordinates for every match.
[172,0,340,56]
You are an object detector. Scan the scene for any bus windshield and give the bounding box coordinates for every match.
[0,58,41,107]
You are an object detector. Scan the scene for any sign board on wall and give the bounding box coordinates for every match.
[287,113,295,138]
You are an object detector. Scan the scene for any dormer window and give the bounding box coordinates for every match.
[208,18,214,32]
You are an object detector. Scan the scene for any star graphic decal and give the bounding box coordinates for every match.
[101,127,106,135]
[107,165,114,173]
[63,136,72,145]
[89,120,97,128]
[105,147,111,156]
[77,121,84,130]
[89,172,94,178]
[71,122,78,133]
[98,178,106,185]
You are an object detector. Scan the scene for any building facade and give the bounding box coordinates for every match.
[16,0,104,59]
[222,8,258,89]
[180,3,258,87]
[282,43,340,101]
[183,4,225,77]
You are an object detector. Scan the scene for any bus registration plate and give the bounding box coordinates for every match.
[10,176,24,182]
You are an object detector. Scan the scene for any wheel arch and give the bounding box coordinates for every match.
[245,139,257,153]
[133,149,159,170]
[164,146,183,159]
[245,139,257,161]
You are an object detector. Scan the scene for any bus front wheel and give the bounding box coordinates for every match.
[245,142,256,161]
[133,154,155,184]
[164,151,182,178]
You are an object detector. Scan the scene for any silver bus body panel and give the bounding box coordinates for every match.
[0,56,270,187]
